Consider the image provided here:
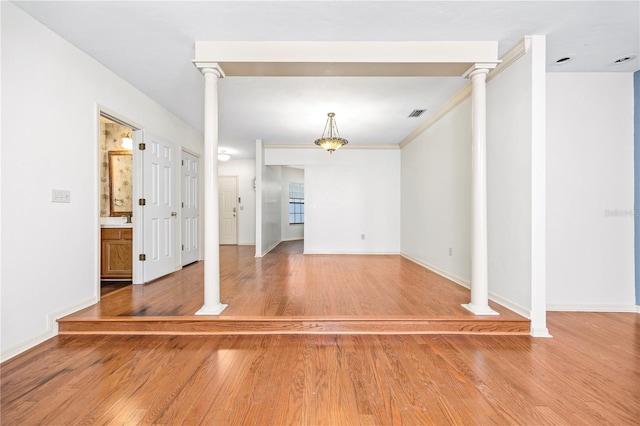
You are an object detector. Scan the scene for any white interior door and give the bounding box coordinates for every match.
[219,176,238,245]
[181,151,200,265]
[133,130,176,283]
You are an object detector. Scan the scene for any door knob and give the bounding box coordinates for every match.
[171,212,177,217]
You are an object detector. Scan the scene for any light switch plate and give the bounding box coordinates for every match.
[52,189,70,203]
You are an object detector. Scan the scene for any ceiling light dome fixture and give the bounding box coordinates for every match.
[218,150,231,161]
[314,112,348,153]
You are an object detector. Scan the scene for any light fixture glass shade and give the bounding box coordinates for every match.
[121,133,133,150]
[315,138,348,152]
[218,152,231,161]
[314,112,348,153]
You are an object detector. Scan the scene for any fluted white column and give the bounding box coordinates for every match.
[463,66,498,316]
[195,65,227,315]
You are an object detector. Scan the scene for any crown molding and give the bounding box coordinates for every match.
[399,84,472,148]
[486,37,529,84]
[264,144,399,150]
[400,38,529,149]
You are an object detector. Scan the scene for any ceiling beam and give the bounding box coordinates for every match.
[194,41,500,77]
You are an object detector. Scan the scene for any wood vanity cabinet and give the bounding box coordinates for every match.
[101,228,132,279]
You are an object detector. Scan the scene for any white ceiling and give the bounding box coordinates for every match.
[13,1,640,159]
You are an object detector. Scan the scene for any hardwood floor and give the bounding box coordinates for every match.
[58,243,529,335]
[100,280,131,296]
[2,312,638,425]
[2,244,637,424]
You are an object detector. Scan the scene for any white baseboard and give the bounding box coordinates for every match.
[400,252,470,289]
[547,304,639,313]
[400,252,531,319]
[304,251,399,255]
[259,240,281,257]
[1,329,58,363]
[281,237,303,242]
[1,296,98,363]
[530,326,553,338]
[488,292,531,318]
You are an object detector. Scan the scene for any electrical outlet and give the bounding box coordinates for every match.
[448,247,453,256]
[361,234,365,240]
[52,189,71,203]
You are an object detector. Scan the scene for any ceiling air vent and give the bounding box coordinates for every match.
[408,109,426,118]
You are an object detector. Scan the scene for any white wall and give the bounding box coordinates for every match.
[218,159,256,245]
[400,99,472,284]
[486,47,534,315]
[0,3,203,360]
[261,165,282,255]
[547,73,636,311]
[400,38,547,330]
[280,167,304,241]
[265,148,400,254]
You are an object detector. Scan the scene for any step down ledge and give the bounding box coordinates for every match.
[58,315,530,336]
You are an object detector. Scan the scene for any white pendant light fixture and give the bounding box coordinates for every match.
[218,150,231,161]
[314,112,348,153]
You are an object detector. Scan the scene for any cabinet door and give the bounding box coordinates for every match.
[101,229,133,279]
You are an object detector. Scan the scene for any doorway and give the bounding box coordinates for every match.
[99,114,179,291]
[219,176,238,245]
[99,113,135,296]
[132,130,178,284]
[182,150,200,265]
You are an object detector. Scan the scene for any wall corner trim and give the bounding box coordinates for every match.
[633,70,640,306]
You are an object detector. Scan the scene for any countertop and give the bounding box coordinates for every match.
[100,218,133,228]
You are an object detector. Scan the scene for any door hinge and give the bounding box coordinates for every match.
[139,198,146,206]
[182,160,184,166]
[138,142,146,150]
[182,244,184,251]
[182,202,184,208]
[139,254,146,261]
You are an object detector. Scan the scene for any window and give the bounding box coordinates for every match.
[289,182,304,224]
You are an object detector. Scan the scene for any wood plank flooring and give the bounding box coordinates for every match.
[2,312,638,425]
[59,243,529,335]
